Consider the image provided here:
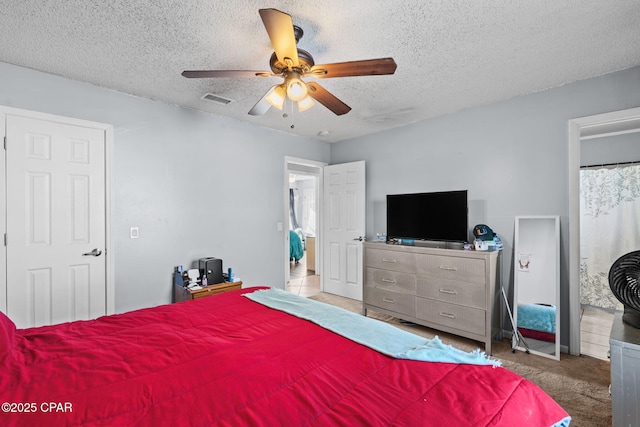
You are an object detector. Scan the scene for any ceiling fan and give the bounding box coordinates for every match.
[182,8,397,116]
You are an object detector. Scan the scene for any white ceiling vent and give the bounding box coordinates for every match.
[201,93,235,106]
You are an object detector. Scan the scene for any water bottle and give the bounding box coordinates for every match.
[228,267,233,283]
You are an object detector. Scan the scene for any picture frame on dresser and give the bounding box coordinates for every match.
[362,242,500,354]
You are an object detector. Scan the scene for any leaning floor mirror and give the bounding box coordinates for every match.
[513,216,561,360]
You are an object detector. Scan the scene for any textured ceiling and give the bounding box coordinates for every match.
[1,1,640,142]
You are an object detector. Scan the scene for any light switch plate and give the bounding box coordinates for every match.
[130,227,139,239]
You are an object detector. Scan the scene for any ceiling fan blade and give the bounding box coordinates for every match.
[182,70,267,78]
[259,8,299,67]
[306,82,351,116]
[308,58,397,78]
[248,86,276,116]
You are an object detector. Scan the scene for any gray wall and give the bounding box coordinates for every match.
[330,66,640,346]
[0,62,330,313]
[3,58,640,345]
[581,132,640,166]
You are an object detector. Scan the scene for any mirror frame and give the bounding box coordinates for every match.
[513,215,561,360]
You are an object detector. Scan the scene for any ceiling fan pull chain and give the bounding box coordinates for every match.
[289,98,297,128]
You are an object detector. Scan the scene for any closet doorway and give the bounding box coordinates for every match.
[284,157,325,297]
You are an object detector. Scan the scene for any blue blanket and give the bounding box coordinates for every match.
[289,230,303,261]
[517,303,556,334]
[244,288,501,367]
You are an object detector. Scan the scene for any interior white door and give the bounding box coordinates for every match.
[322,161,365,300]
[6,114,107,328]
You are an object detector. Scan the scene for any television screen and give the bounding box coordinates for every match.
[386,190,468,242]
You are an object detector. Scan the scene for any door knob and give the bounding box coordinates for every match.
[82,248,103,257]
[353,236,366,241]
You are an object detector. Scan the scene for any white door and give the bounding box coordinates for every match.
[6,114,107,328]
[322,161,365,300]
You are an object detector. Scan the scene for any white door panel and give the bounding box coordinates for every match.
[322,161,365,300]
[6,114,107,328]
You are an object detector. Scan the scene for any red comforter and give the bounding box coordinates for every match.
[1,287,568,426]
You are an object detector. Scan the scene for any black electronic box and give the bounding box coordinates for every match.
[199,257,224,285]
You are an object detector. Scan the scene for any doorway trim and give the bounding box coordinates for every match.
[284,156,327,287]
[568,106,640,355]
[0,105,114,316]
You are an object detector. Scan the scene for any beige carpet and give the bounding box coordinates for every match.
[309,292,612,427]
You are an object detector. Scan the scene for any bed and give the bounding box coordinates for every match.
[1,287,569,426]
[290,229,304,262]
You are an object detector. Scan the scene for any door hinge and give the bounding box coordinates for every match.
[3,233,6,246]
[3,136,6,150]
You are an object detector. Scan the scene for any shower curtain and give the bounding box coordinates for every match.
[290,188,300,230]
[580,164,640,310]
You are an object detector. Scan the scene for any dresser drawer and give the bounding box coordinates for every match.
[365,287,415,317]
[415,254,485,284]
[365,267,416,294]
[365,248,416,273]
[416,277,486,309]
[174,281,243,303]
[191,282,242,299]
[416,297,485,336]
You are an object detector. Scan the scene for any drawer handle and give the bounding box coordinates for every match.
[439,288,457,295]
[382,297,396,304]
[439,265,458,271]
[381,258,397,263]
[381,278,397,284]
[439,312,456,319]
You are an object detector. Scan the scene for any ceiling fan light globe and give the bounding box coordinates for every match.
[286,79,308,102]
[297,96,315,112]
[265,85,286,110]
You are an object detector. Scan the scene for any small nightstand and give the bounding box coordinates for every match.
[174,281,243,303]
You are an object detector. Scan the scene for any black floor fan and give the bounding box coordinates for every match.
[608,250,640,328]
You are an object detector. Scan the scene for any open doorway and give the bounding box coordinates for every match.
[568,107,640,356]
[578,134,640,360]
[284,158,325,297]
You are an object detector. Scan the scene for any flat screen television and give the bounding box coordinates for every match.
[386,190,468,242]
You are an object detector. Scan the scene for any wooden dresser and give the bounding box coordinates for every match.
[363,242,500,354]
[174,281,243,303]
